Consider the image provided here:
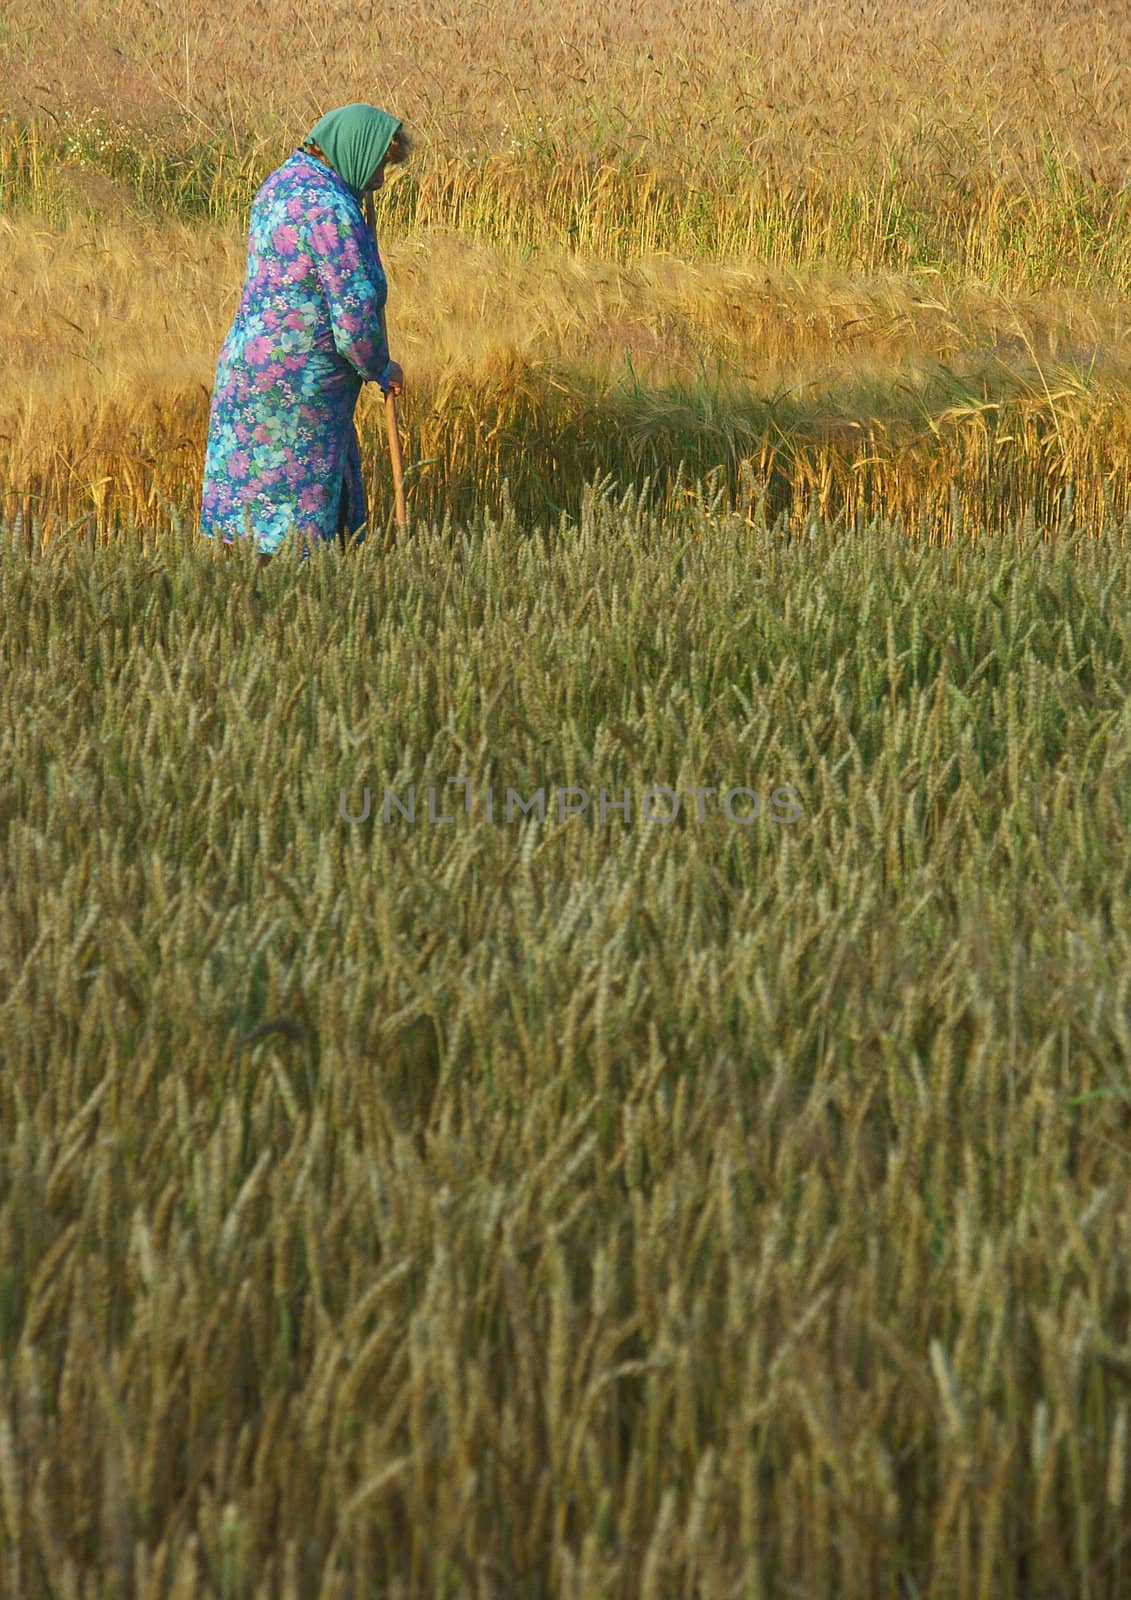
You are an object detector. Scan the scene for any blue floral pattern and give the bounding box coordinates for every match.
[200,150,394,557]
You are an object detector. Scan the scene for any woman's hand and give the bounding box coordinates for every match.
[381,361,404,397]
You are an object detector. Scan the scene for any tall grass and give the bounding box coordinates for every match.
[6,116,1131,291]
[4,210,1131,544]
[2,489,1131,1596]
[5,0,1131,199]
[5,0,1131,543]
[4,2,1131,1591]
[6,0,1131,287]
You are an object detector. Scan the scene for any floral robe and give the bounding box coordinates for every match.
[200,150,394,557]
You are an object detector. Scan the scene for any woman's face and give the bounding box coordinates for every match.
[364,139,405,194]
[364,147,402,194]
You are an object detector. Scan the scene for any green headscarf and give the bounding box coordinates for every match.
[305,104,402,202]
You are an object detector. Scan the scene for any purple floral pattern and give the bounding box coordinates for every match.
[200,151,394,557]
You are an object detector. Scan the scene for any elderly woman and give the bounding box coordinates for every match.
[200,104,408,563]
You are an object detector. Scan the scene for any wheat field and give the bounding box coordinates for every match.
[3,2,1131,1597]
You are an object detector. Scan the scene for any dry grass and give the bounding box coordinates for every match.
[5,0,1131,286]
[4,209,1131,543]
[4,0,1131,543]
[5,0,1131,185]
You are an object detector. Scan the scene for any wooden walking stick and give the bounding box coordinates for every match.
[365,191,408,539]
